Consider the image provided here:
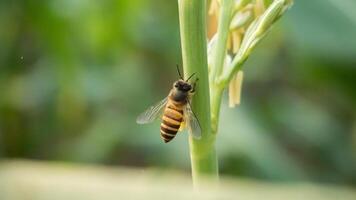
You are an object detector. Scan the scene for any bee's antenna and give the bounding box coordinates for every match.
[186,73,196,82]
[176,65,184,80]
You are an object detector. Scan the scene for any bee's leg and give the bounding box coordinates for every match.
[179,119,185,132]
[190,78,199,94]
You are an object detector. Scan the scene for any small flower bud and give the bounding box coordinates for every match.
[229,70,244,107]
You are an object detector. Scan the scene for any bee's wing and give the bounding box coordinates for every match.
[185,101,202,139]
[136,97,168,124]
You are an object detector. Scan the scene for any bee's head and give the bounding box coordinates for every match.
[173,80,192,92]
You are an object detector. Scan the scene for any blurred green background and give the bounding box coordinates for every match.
[0,0,355,187]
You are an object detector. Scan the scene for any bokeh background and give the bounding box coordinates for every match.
[0,0,355,193]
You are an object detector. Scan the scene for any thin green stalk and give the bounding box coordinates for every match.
[210,0,235,134]
[209,0,235,85]
[178,0,218,185]
[211,86,224,134]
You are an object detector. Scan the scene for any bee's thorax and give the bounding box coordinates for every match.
[170,89,188,103]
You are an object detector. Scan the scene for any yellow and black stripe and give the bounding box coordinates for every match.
[160,101,184,143]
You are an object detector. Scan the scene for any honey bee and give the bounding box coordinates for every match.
[136,67,201,143]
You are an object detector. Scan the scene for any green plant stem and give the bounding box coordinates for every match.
[209,0,235,85]
[178,0,218,186]
[211,86,224,134]
[210,0,235,134]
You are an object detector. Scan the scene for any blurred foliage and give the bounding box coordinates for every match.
[0,0,355,187]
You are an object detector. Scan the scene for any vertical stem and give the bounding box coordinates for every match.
[178,0,218,186]
[210,0,235,84]
[211,86,224,134]
[209,0,235,134]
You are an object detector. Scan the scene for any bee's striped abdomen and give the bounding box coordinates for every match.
[160,102,184,143]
